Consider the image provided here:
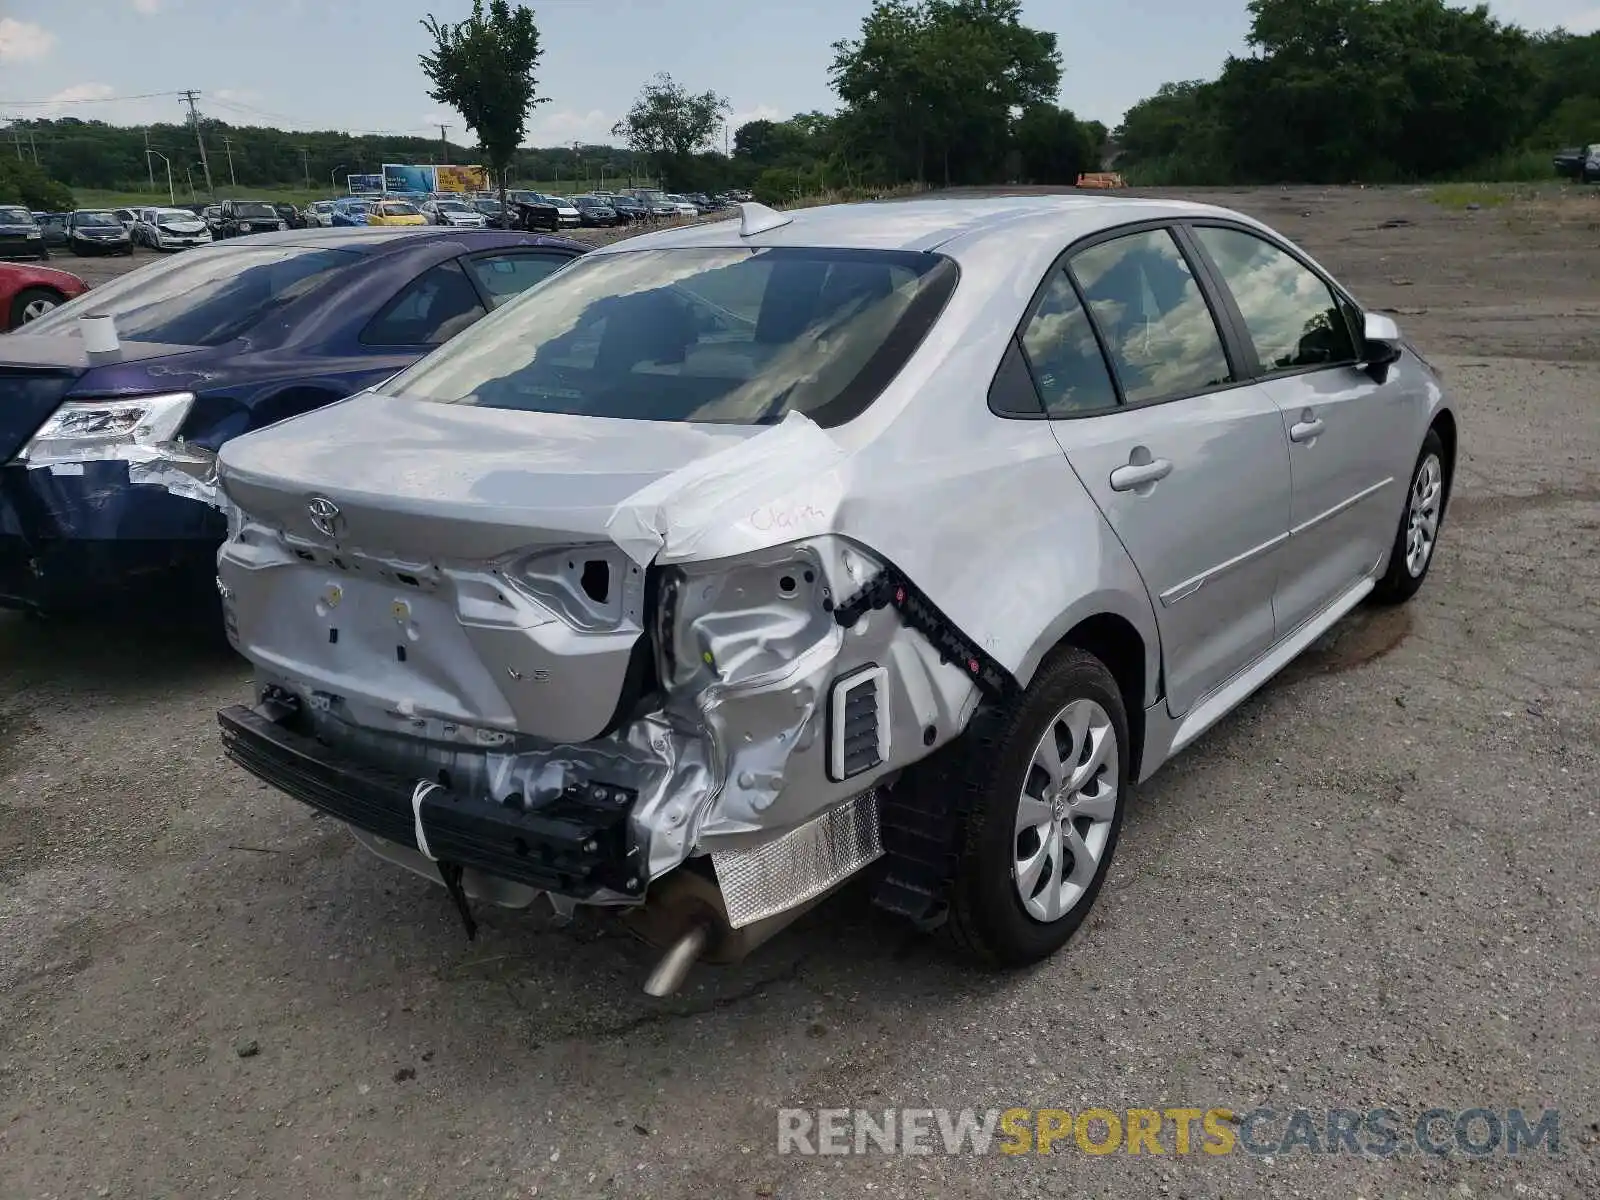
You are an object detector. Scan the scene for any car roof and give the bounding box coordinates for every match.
[200,226,587,255]
[590,194,1244,257]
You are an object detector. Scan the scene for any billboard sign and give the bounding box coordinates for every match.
[382,162,436,194]
[347,173,384,195]
[435,164,490,193]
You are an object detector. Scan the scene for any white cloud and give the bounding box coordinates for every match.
[0,17,55,62]
[132,0,161,13]
[727,105,785,131]
[27,83,186,127]
[525,107,618,147]
[1488,0,1600,30]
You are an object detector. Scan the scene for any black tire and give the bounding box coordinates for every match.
[941,646,1130,966]
[1371,427,1448,605]
[10,286,65,328]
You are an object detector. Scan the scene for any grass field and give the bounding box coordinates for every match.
[75,178,657,210]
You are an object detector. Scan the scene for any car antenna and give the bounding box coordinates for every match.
[737,200,792,238]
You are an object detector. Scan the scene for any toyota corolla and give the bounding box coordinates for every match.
[213,197,1456,994]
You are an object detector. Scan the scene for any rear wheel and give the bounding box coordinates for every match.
[11,287,64,327]
[1372,428,1447,604]
[944,648,1129,966]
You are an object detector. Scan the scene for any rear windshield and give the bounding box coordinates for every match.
[26,244,359,346]
[378,246,958,427]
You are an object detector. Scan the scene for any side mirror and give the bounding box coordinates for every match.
[1360,312,1404,384]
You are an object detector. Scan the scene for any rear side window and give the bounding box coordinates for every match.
[25,245,358,345]
[379,246,958,427]
[362,260,487,347]
[1016,269,1118,416]
[1192,226,1357,373]
[465,252,572,308]
[1070,229,1233,404]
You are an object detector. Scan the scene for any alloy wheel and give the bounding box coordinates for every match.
[1013,698,1119,922]
[21,297,57,322]
[1405,453,1443,577]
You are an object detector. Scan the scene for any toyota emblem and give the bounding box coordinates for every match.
[307,495,344,538]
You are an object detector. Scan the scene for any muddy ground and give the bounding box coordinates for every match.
[3,185,1598,1199]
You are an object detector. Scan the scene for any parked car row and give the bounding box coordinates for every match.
[2,196,1457,996]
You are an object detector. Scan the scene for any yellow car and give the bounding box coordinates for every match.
[367,200,427,227]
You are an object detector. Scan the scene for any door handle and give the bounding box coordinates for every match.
[1109,457,1173,492]
[1289,417,1326,443]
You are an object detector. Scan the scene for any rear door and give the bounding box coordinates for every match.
[1030,225,1294,716]
[1185,222,1418,634]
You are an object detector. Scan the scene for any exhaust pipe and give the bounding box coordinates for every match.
[642,922,710,997]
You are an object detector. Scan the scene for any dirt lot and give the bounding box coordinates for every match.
[3,185,1598,1199]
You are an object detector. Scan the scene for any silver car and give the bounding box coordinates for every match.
[214,197,1456,993]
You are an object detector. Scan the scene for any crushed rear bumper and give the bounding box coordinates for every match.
[218,702,643,899]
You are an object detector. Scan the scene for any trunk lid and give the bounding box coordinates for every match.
[217,390,760,560]
[217,392,763,743]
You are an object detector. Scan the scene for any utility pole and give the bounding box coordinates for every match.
[220,135,238,188]
[27,129,38,166]
[145,128,155,189]
[438,124,451,165]
[9,124,22,161]
[181,90,215,198]
[298,147,310,188]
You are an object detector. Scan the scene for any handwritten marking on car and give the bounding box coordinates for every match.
[749,501,828,533]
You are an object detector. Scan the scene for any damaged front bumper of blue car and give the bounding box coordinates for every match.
[0,389,226,613]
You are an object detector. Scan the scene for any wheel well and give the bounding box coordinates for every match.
[1430,410,1458,507]
[1058,613,1147,780]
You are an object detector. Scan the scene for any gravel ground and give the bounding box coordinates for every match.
[2,185,1598,1199]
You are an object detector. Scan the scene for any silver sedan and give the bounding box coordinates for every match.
[214,195,1456,991]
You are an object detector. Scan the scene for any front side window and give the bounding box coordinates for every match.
[379,246,958,427]
[26,245,358,345]
[1070,229,1233,405]
[1018,269,1118,416]
[362,261,486,346]
[1192,226,1357,373]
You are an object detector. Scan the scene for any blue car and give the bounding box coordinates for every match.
[329,198,374,227]
[0,225,586,614]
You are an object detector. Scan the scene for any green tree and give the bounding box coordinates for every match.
[0,158,74,210]
[612,73,730,190]
[1013,105,1093,184]
[419,0,548,215]
[830,0,1061,186]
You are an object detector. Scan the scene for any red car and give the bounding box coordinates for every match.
[0,260,90,332]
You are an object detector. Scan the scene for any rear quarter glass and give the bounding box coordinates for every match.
[376,246,960,429]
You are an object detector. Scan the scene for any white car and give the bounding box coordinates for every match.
[305,200,338,228]
[664,194,700,218]
[133,206,213,251]
[421,198,488,228]
[540,195,582,227]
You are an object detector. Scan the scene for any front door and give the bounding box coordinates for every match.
[1024,226,1294,716]
[1185,224,1420,634]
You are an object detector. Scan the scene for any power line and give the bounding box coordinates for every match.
[0,90,183,108]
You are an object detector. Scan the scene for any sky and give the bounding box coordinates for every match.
[1,0,1597,146]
